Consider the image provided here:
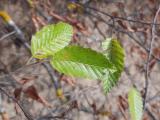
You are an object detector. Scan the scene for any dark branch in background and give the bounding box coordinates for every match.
[0,12,63,99]
[124,68,158,120]
[146,108,157,120]
[0,31,16,41]
[143,5,160,109]
[146,91,160,103]
[78,2,160,26]
[42,62,59,90]
[0,88,34,120]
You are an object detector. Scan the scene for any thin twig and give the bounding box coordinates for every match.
[143,5,160,109]
[0,88,34,120]
[0,31,16,42]
[78,2,160,26]
[146,91,160,103]
[146,108,157,120]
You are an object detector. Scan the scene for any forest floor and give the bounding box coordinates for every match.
[0,0,160,120]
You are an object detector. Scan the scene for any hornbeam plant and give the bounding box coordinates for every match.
[31,22,124,92]
[31,22,143,120]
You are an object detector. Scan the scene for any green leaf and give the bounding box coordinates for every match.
[128,87,143,120]
[31,22,73,59]
[51,45,114,80]
[102,38,124,71]
[101,70,121,93]
[101,38,125,93]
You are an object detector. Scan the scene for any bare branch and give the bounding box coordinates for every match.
[0,31,16,42]
[0,88,34,120]
[143,5,160,109]
[146,108,158,120]
[79,2,160,26]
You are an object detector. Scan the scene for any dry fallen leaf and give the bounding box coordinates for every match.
[24,85,52,108]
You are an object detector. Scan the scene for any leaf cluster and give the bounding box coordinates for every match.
[31,22,124,93]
